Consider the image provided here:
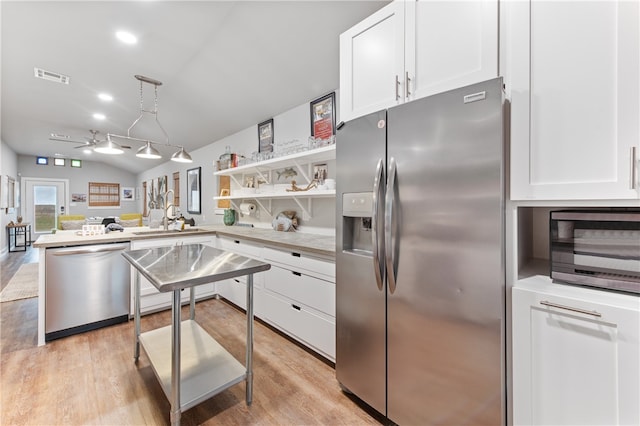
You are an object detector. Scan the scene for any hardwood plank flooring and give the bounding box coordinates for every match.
[1,247,383,425]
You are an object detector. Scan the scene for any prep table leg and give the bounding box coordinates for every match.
[170,289,182,426]
[134,271,141,362]
[246,273,254,405]
[189,287,195,320]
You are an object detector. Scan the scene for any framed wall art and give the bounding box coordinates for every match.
[310,92,336,140]
[258,118,274,153]
[187,167,201,214]
[121,187,134,201]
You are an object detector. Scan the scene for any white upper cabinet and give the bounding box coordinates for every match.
[340,0,498,123]
[339,1,405,122]
[405,0,498,101]
[505,0,640,200]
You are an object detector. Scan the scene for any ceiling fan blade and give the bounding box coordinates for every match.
[49,136,86,144]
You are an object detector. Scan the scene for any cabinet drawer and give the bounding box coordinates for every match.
[217,278,247,310]
[264,266,334,317]
[263,247,335,279]
[134,283,215,315]
[262,290,335,361]
[218,237,263,259]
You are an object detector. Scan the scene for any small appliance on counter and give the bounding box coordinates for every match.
[550,209,640,294]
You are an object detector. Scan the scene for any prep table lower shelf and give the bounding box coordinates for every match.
[139,319,246,412]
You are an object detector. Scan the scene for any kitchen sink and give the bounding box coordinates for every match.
[132,228,204,236]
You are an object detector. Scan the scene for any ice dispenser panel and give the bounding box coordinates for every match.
[342,192,374,254]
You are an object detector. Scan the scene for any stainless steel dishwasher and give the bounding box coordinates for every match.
[45,242,130,341]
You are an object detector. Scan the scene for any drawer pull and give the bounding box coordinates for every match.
[292,271,302,277]
[539,300,602,317]
[234,279,241,283]
[234,240,240,244]
[291,304,301,311]
[291,252,301,257]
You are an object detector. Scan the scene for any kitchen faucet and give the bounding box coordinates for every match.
[162,189,175,231]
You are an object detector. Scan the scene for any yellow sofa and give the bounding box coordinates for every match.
[120,213,143,227]
[57,215,86,230]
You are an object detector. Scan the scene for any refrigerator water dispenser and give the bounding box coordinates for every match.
[342,192,373,254]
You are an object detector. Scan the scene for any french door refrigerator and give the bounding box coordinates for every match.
[336,78,505,425]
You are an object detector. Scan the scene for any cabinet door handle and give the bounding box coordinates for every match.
[291,252,301,257]
[631,146,637,190]
[291,304,301,311]
[395,75,401,101]
[539,300,602,317]
[405,71,411,99]
[292,271,301,277]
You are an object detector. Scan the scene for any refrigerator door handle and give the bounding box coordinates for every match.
[385,157,398,294]
[372,158,385,291]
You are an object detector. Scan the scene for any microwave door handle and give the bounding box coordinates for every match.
[372,158,385,291]
[385,157,398,294]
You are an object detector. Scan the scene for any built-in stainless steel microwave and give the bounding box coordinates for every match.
[550,210,640,294]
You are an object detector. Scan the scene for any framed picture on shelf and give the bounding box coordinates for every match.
[258,118,274,153]
[187,167,201,214]
[310,92,336,140]
[313,163,328,184]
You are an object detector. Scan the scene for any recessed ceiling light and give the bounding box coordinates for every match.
[93,113,106,120]
[83,149,92,154]
[98,93,113,101]
[116,31,137,45]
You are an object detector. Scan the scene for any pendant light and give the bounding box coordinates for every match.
[105,75,193,162]
[171,147,193,163]
[136,141,162,159]
[94,134,124,154]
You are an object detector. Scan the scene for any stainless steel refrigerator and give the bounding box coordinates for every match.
[336,78,505,425]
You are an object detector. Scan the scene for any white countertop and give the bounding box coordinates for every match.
[33,225,335,257]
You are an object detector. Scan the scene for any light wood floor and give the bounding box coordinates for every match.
[1,247,383,425]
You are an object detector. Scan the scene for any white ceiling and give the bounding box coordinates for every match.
[1,1,388,174]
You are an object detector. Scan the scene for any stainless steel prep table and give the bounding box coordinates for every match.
[122,243,271,426]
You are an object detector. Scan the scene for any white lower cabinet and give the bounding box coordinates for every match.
[261,287,335,361]
[129,235,215,315]
[512,283,640,425]
[262,247,336,361]
[214,236,265,314]
[216,235,336,361]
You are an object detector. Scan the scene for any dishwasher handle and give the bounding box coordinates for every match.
[50,244,129,256]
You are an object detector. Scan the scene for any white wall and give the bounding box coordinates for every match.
[17,155,138,218]
[138,92,338,233]
[0,141,18,258]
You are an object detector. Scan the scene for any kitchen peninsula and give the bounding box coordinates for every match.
[33,225,336,361]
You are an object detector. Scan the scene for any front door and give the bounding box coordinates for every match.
[23,178,68,239]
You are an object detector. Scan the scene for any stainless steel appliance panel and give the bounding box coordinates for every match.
[336,110,387,414]
[45,242,131,338]
[386,79,505,424]
[550,210,640,294]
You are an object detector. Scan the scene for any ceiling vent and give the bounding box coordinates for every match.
[34,67,70,85]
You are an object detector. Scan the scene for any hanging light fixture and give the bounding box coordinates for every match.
[171,147,193,163]
[105,75,193,162]
[94,134,124,154]
[136,141,162,159]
